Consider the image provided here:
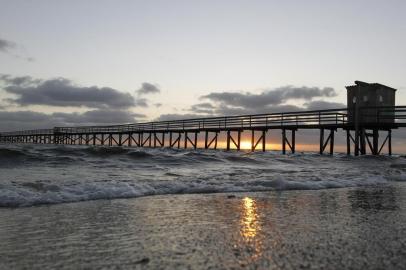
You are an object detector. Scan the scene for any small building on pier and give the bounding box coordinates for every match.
[346,80,396,124]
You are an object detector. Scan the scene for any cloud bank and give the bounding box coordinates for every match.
[1,76,137,109]
[156,85,344,120]
[0,74,147,131]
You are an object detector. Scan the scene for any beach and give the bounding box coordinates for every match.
[1,183,405,269]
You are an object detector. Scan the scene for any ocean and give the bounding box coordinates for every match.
[1,144,406,269]
[1,144,406,207]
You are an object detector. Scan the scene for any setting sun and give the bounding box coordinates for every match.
[240,141,253,150]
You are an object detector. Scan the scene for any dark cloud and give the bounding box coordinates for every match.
[154,103,162,108]
[0,109,144,132]
[165,85,342,121]
[1,75,140,109]
[185,85,340,117]
[0,39,33,61]
[134,98,148,107]
[304,100,346,110]
[155,113,209,121]
[189,103,216,114]
[137,82,160,95]
[0,38,16,53]
[0,74,40,86]
[201,86,336,108]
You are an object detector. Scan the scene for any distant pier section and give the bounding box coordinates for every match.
[1,81,405,155]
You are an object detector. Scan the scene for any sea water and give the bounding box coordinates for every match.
[1,144,406,207]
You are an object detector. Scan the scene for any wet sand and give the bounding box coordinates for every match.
[1,183,406,269]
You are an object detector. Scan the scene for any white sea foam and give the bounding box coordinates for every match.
[0,144,404,207]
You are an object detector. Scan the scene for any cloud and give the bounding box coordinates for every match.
[304,100,346,110]
[137,82,160,95]
[155,113,209,121]
[162,85,342,121]
[188,85,339,116]
[134,98,148,107]
[0,38,34,62]
[189,103,216,114]
[1,75,140,109]
[0,38,16,53]
[201,86,336,109]
[0,109,144,131]
[0,74,40,86]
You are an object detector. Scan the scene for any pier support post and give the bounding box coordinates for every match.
[281,129,295,154]
[237,130,241,151]
[118,134,122,146]
[226,131,231,151]
[109,134,113,146]
[282,129,286,154]
[354,130,359,156]
[319,129,335,155]
[372,129,379,155]
[360,129,366,155]
[329,129,335,155]
[388,130,392,156]
[346,130,350,155]
[319,129,324,155]
[128,133,132,147]
[251,130,255,151]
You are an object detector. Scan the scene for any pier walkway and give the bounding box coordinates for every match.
[1,107,406,155]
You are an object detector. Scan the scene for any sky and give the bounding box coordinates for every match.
[0,0,406,151]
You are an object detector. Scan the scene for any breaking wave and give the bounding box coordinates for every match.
[0,144,405,207]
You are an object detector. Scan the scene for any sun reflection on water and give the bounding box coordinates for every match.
[237,196,265,262]
[241,197,260,240]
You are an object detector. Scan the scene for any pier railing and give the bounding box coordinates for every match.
[2,107,406,137]
[360,106,406,125]
[54,108,348,134]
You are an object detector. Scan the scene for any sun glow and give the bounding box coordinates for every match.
[240,141,253,150]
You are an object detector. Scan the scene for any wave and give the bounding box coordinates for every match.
[0,173,401,207]
[1,144,405,207]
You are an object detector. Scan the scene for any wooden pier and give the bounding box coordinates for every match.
[1,106,405,155]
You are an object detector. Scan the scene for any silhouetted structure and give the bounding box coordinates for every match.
[1,81,405,156]
[347,80,396,124]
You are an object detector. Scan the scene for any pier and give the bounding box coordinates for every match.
[1,106,405,156]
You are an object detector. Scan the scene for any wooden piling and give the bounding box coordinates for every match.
[319,129,324,155]
[329,129,334,155]
[282,129,286,154]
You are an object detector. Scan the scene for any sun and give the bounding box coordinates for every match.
[240,141,252,150]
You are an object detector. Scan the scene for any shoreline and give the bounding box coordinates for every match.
[1,183,405,269]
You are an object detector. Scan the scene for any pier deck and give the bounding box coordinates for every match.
[1,107,406,155]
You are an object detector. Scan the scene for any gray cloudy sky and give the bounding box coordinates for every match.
[0,0,405,133]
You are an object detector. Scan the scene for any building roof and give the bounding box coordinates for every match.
[346,80,397,91]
